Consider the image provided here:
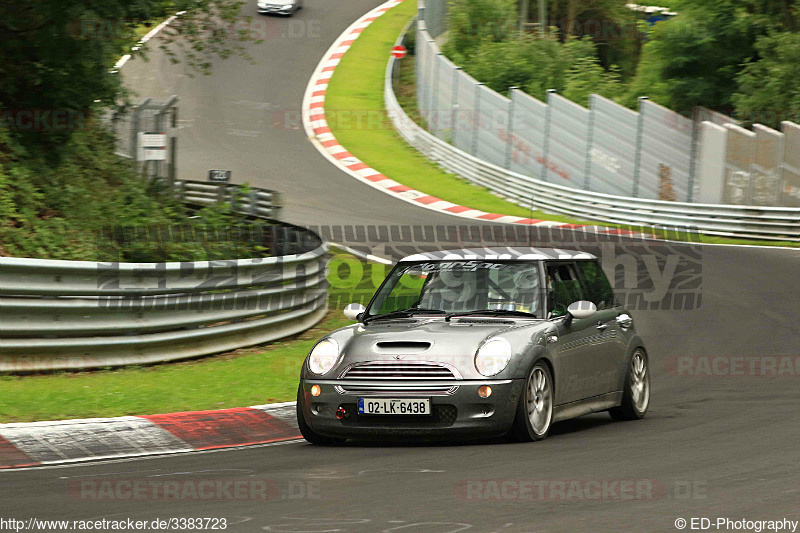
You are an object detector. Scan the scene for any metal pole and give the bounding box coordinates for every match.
[687,114,699,203]
[169,104,178,188]
[471,83,484,156]
[584,94,597,191]
[432,53,442,136]
[505,87,518,170]
[541,89,556,181]
[451,67,461,146]
[632,96,648,198]
[154,108,163,181]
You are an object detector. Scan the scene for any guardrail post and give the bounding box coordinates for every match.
[249,190,259,217]
[504,87,518,170]
[230,186,238,212]
[584,94,597,191]
[632,96,648,198]
[541,89,556,182]
[451,67,461,146]
[471,83,484,156]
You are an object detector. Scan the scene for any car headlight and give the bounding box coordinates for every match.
[307,339,339,375]
[475,338,512,376]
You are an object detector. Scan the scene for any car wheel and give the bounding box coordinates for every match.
[509,362,554,442]
[296,385,345,445]
[609,348,650,421]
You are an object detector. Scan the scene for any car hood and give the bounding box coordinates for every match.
[324,318,550,379]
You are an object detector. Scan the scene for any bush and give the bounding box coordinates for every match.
[458,33,623,106]
[0,120,270,262]
[733,32,800,128]
[443,0,517,63]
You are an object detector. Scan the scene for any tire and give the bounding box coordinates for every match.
[296,385,345,445]
[509,362,554,442]
[609,348,650,421]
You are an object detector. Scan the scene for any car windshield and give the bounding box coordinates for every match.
[365,260,542,320]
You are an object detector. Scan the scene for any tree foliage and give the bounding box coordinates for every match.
[453,32,623,106]
[0,0,259,150]
[626,0,760,114]
[733,31,800,128]
[443,0,517,62]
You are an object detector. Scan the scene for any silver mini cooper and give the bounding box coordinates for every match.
[296,248,650,444]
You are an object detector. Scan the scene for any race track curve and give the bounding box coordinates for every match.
[5,1,799,531]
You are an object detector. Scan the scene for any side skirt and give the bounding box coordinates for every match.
[552,392,623,423]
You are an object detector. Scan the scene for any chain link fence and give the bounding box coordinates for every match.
[109,96,179,181]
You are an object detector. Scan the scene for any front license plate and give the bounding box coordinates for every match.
[357,398,431,415]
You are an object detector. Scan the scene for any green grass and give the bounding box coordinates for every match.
[324,1,797,248]
[0,253,387,423]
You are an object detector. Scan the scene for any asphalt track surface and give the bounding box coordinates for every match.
[4,1,799,531]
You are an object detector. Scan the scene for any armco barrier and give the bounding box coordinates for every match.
[387,22,800,242]
[0,183,328,372]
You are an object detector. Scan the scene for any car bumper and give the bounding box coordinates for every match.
[298,378,524,440]
[258,5,294,14]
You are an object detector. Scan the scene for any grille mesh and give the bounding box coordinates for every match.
[341,361,457,380]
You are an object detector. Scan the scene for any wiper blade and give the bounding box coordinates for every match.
[362,308,446,324]
[445,310,538,322]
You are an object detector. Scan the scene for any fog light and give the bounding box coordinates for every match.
[311,384,321,397]
[336,407,346,420]
[478,385,492,398]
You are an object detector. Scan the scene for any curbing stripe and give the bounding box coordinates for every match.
[300,0,657,240]
[0,435,39,469]
[0,417,192,465]
[142,408,299,451]
[0,403,301,469]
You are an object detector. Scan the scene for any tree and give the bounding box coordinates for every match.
[443,0,517,62]
[733,31,800,128]
[563,54,623,104]
[626,0,766,114]
[0,0,259,150]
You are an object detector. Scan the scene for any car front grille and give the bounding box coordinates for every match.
[334,384,458,396]
[340,361,460,380]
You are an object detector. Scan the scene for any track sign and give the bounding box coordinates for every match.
[208,170,232,183]
[391,45,408,59]
[137,132,167,161]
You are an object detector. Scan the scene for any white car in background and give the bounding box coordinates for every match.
[257,0,303,16]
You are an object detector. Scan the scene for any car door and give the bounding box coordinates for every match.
[545,262,605,405]
[575,259,629,396]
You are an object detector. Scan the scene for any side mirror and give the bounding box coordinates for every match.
[343,303,366,321]
[565,301,597,325]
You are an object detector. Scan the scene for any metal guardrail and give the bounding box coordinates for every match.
[386,26,800,242]
[176,180,283,221]
[0,184,328,372]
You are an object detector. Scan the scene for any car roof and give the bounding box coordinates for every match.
[398,248,597,263]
